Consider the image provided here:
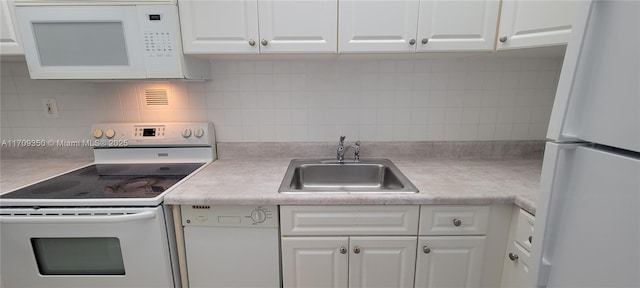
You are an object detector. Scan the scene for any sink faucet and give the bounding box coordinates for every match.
[337,136,361,162]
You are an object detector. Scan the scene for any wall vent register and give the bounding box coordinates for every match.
[144,88,169,106]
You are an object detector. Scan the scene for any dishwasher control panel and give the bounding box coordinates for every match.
[181,205,278,228]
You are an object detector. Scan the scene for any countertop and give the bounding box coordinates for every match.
[1,158,94,194]
[164,158,541,215]
[0,142,542,215]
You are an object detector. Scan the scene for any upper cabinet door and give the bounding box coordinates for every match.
[1,0,23,55]
[258,0,337,53]
[417,0,499,51]
[339,0,419,53]
[178,0,259,54]
[497,0,578,50]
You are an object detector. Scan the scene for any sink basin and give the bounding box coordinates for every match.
[279,158,418,193]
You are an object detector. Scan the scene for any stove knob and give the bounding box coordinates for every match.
[250,208,267,223]
[182,128,192,138]
[92,129,103,139]
[105,129,116,139]
[194,128,205,138]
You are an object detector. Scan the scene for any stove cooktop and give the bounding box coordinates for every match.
[1,163,204,200]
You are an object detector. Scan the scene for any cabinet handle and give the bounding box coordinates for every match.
[409,39,416,45]
[340,246,347,254]
[508,252,519,261]
[248,39,256,46]
[421,38,429,44]
[353,246,361,254]
[261,39,269,46]
[528,235,532,244]
[453,218,462,226]
[423,246,431,254]
[499,36,508,43]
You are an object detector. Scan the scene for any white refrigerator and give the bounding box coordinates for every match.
[531,0,640,287]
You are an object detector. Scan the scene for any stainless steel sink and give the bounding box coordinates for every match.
[279,158,418,193]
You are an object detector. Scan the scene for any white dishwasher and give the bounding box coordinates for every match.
[181,205,280,288]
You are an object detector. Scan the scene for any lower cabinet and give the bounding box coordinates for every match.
[500,207,535,288]
[281,237,348,288]
[280,205,510,288]
[501,241,532,288]
[281,236,417,288]
[415,236,486,287]
[350,237,417,288]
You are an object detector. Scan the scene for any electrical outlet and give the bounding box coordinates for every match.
[43,98,59,118]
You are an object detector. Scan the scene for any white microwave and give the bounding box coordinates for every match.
[14,0,209,80]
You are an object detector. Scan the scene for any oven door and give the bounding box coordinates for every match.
[0,206,177,288]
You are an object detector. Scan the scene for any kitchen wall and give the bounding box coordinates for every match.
[0,56,560,142]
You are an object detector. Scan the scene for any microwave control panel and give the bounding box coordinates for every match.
[143,31,173,58]
[136,5,182,77]
[139,7,176,59]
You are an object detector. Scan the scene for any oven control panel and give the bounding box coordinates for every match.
[182,205,278,228]
[91,122,214,147]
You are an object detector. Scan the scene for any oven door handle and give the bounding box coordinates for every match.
[0,211,156,224]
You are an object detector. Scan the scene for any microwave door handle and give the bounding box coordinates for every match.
[0,211,156,224]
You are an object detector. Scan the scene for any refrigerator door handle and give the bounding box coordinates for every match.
[539,258,552,287]
[531,142,585,287]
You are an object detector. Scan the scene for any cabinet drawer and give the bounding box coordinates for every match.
[419,205,490,235]
[280,205,420,236]
[513,209,535,252]
[501,241,532,288]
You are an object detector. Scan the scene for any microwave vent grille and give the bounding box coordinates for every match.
[144,89,169,106]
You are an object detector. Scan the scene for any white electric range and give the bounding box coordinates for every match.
[0,122,216,288]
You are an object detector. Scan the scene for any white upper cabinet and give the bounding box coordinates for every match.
[497,0,578,50]
[178,0,577,54]
[339,0,499,53]
[178,0,337,54]
[179,0,259,54]
[339,0,420,53]
[417,0,499,51]
[1,0,23,55]
[258,0,337,53]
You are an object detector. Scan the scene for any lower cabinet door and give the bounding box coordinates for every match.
[281,237,349,288]
[415,236,486,288]
[349,236,417,288]
[501,242,532,288]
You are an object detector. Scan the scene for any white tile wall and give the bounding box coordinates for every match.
[0,56,560,142]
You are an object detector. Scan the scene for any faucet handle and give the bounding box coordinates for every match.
[354,140,361,161]
[339,136,346,143]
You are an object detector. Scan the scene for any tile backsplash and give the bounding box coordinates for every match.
[0,56,560,142]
